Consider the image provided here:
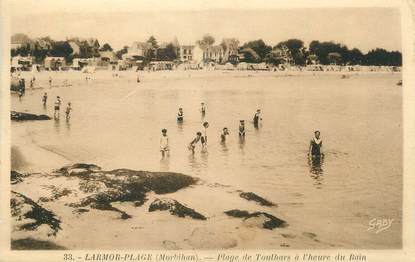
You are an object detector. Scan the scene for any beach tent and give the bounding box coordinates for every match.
[224,63,235,70]
[81,66,96,74]
[237,62,248,70]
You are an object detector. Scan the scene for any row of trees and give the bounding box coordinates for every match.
[238,38,402,66]
[12,33,402,66]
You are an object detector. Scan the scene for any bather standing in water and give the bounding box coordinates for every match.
[177,108,184,122]
[200,102,206,116]
[201,122,209,149]
[309,130,324,157]
[54,96,62,119]
[65,102,72,120]
[188,132,202,154]
[238,120,246,137]
[160,129,169,158]
[42,92,48,107]
[220,127,230,142]
[253,109,262,127]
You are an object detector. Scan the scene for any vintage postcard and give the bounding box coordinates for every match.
[0,0,414,261]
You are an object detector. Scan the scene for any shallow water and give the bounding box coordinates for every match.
[11,71,402,248]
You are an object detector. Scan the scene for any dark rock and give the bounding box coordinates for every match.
[149,198,207,220]
[60,163,197,219]
[11,238,66,250]
[11,111,51,121]
[223,209,251,218]
[56,163,101,176]
[224,209,286,230]
[11,170,27,185]
[239,192,275,207]
[134,198,147,207]
[11,191,61,236]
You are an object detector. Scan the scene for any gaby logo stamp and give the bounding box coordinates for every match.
[368,218,394,234]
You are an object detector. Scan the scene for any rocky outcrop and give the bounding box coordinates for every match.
[38,186,73,203]
[58,163,198,219]
[11,111,51,121]
[148,198,206,220]
[224,209,286,230]
[11,191,61,236]
[11,238,66,250]
[239,192,275,207]
[11,171,27,185]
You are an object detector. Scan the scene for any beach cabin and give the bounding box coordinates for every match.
[237,62,249,70]
[11,56,33,71]
[149,61,175,71]
[44,57,66,71]
[99,51,118,66]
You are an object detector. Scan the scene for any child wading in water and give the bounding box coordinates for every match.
[65,102,72,120]
[238,120,246,137]
[54,96,62,119]
[221,127,230,142]
[160,129,169,158]
[177,108,184,122]
[309,130,323,157]
[188,132,202,154]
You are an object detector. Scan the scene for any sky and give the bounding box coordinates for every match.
[8,0,402,52]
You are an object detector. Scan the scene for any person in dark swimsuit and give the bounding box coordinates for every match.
[201,122,209,148]
[238,120,246,136]
[42,92,48,107]
[253,109,262,127]
[309,130,323,157]
[54,96,62,119]
[221,127,229,142]
[177,108,184,122]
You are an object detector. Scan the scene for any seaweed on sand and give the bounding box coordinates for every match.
[149,198,207,220]
[11,191,61,236]
[239,192,275,207]
[224,209,286,230]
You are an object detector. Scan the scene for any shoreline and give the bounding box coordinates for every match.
[13,68,401,88]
